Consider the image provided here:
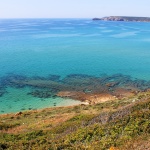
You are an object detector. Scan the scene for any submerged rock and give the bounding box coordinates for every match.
[113,88,135,98]
[0,88,7,97]
[28,90,57,98]
[0,74,27,88]
[1,73,150,103]
[57,91,116,104]
[47,74,60,81]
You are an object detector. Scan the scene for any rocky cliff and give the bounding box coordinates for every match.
[93,16,150,22]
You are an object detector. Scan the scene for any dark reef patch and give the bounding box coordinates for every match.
[47,74,61,81]
[0,73,27,88]
[0,90,6,97]
[1,73,150,103]
[27,89,57,99]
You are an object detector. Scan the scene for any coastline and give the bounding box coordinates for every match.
[0,101,89,116]
[93,16,150,22]
[1,19,150,117]
[0,73,150,115]
[0,89,149,149]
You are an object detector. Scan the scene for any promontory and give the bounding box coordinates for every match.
[93,16,150,22]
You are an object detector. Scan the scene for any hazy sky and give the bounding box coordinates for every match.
[0,0,150,18]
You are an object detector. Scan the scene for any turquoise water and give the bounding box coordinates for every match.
[0,19,150,114]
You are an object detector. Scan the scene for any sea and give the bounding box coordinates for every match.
[0,18,150,114]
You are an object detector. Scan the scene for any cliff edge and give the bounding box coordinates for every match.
[93,16,150,22]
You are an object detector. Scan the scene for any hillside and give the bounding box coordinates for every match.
[93,16,150,22]
[0,91,150,150]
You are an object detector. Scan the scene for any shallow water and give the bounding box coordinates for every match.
[0,87,83,114]
[0,19,150,114]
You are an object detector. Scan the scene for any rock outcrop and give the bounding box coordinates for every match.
[93,16,150,22]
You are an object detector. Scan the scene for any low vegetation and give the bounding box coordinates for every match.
[0,91,150,150]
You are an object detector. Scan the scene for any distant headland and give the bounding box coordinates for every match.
[93,16,150,22]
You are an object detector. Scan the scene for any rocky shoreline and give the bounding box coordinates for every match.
[93,16,150,22]
[1,73,150,110]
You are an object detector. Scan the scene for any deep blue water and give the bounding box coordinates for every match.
[0,19,150,114]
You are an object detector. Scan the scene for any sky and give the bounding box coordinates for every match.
[0,0,150,18]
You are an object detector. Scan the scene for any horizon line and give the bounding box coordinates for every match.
[0,15,150,19]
